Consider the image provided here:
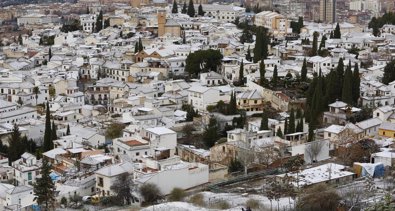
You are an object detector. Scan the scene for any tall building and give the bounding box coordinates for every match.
[320,0,336,23]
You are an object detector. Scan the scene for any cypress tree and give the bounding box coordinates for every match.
[352,63,360,105]
[198,4,204,16]
[43,101,52,152]
[239,60,244,86]
[276,127,283,138]
[95,10,103,32]
[296,118,304,132]
[253,27,263,62]
[288,109,295,134]
[259,59,266,86]
[246,46,252,62]
[342,62,353,105]
[382,60,395,85]
[296,108,303,119]
[66,124,70,135]
[334,23,341,38]
[48,47,52,61]
[228,92,237,115]
[336,58,345,99]
[138,37,143,52]
[18,34,23,45]
[134,42,138,53]
[298,16,304,32]
[271,65,278,88]
[181,2,187,14]
[301,58,307,81]
[330,31,334,39]
[284,118,288,135]
[318,35,327,55]
[172,0,178,13]
[182,33,186,44]
[203,117,219,148]
[7,124,24,166]
[260,112,269,130]
[33,159,56,210]
[187,0,195,17]
[311,31,319,56]
[51,121,57,143]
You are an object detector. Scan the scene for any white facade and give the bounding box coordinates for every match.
[142,127,177,155]
[187,85,225,112]
[12,153,40,186]
[135,157,209,195]
[80,14,96,32]
[201,4,245,22]
[113,137,151,161]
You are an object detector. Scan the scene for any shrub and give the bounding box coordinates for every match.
[168,188,186,201]
[189,193,205,207]
[60,197,67,205]
[212,199,230,209]
[140,183,163,205]
[246,199,260,209]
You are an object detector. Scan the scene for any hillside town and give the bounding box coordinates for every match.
[0,0,395,210]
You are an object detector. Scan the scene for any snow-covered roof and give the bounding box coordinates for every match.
[146,127,175,135]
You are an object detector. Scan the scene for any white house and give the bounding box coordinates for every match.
[95,162,134,197]
[0,183,35,210]
[142,127,177,156]
[12,153,41,186]
[187,85,224,112]
[113,137,151,161]
[135,156,209,195]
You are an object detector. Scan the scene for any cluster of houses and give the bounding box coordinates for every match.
[0,0,395,209]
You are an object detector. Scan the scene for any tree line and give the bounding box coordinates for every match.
[305,59,360,141]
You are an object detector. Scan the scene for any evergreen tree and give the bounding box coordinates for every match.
[334,23,341,38]
[138,37,143,52]
[239,60,244,86]
[66,124,71,135]
[260,112,269,130]
[187,0,195,17]
[172,0,178,13]
[246,46,252,62]
[253,27,269,62]
[336,58,345,99]
[43,101,52,152]
[296,118,304,132]
[296,108,303,119]
[259,59,266,87]
[181,2,187,14]
[342,62,353,105]
[7,124,24,166]
[95,10,103,32]
[228,92,237,115]
[276,127,283,138]
[18,34,23,45]
[271,65,278,87]
[86,6,90,14]
[104,18,110,29]
[198,4,204,16]
[318,35,327,55]
[288,109,296,134]
[33,159,56,210]
[298,16,304,31]
[310,31,319,56]
[382,60,395,85]
[284,118,288,135]
[203,117,219,148]
[134,42,138,53]
[301,58,307,81]
[182,33,186,44]
[330,31,334,38]
[51,121,57,142]
[48,47,52,61]
[352,63,360,105]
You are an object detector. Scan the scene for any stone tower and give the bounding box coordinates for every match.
[157,12,166,37]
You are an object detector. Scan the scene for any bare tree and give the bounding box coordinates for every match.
[256,146,280,169]
[339,184,365,211]
[237,145,255,175]
[110,173,137,205]
[305,140,324,164]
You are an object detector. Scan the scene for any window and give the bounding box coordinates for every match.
[28,172,32,180]
[328,133,331,137]
[136,152,140,156]
[98,177,103,187]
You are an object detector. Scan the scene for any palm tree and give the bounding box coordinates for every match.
[33,86,40,105]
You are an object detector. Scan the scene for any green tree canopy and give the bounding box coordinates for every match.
[185,49,223,77]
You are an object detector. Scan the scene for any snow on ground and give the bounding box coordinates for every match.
[142,192,294,211]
